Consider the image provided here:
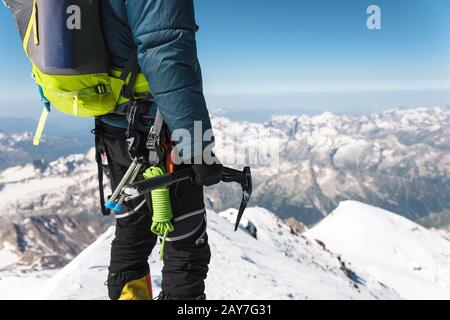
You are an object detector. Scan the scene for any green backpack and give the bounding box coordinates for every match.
[5,0,150,145]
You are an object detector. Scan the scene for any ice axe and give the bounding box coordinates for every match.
[123,166,252,231]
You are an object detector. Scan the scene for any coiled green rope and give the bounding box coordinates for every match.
[143,166,174,260]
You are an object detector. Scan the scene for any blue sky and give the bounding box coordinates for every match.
[0,0,449,120]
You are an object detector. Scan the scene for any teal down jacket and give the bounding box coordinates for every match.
[101,0,213,159]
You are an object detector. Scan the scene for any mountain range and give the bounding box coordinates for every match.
[1,107,449,226]
[211,107,450,225]
[0,107,449,285]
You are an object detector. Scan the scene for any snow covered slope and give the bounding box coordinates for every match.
[439,228,450,241]
[306,201,450,300]
[40,208,398,300]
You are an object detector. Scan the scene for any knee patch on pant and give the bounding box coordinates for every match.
[107,267,152,300]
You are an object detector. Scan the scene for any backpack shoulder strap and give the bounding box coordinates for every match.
[120,49,140,100]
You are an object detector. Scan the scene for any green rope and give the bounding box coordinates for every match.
[143,166,174,260]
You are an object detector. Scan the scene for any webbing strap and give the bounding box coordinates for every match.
[120,49,140,99]
[94,119,111,216]
[33,107,49,146]
[147,109,164,165]
[154,109,164,133]
[53,84,112,98]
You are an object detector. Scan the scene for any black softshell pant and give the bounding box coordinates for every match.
[99,123,211,300]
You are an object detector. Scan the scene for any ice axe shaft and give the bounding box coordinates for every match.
[123,166,252,231]
[124,167,194,197]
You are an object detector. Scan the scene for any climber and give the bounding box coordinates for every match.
[97,0,223,300]
[4,0,223,300]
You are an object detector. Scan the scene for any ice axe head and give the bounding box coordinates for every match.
[221,166,252,231]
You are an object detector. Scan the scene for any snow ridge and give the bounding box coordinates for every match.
[306,201,450,300]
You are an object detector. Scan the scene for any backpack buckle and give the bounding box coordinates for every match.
[95,84,108,95]
[146,128,158,150]
[146,127,162,165]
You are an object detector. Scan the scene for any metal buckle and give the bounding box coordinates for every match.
[146,128,158,150]
[126,103,137,134]
[146,127,161,165]
[96,84,107,95]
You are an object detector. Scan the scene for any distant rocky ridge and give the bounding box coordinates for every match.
[418,210,450,229]
[0,131,92,171]
[0,150,111,272]
[0,214,109,272]
[210,107,450,224]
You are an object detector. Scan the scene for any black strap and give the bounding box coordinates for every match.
[125,101,142,160]
[120,49,148,160]
[93,119,111,216]
[147,109,164,165]
[120,49,140,100]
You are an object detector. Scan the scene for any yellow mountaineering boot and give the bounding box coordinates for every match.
[119,274,153,300]
[107,270,153,300]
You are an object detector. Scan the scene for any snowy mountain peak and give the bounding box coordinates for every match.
[306,201,450,300]
[37,207,398,300]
